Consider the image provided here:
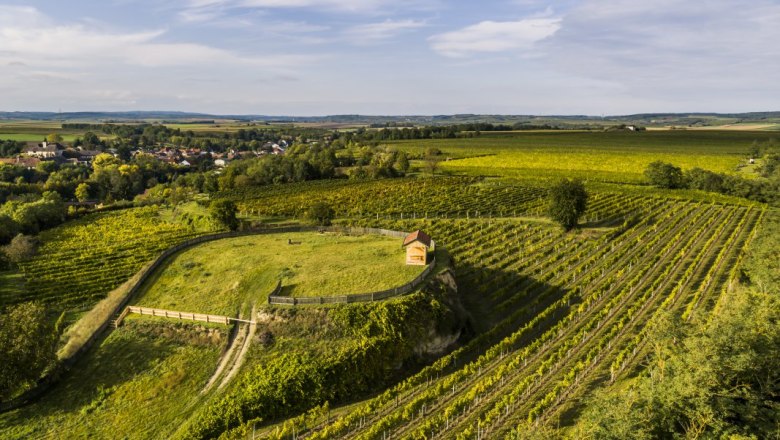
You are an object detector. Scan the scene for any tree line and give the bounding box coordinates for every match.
[644,159,780,205]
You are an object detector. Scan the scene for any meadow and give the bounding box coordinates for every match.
[134,231,424,315]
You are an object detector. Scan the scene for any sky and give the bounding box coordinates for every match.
[0,0,779,115]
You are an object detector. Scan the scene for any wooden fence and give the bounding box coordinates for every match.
[268,256,436,306]
[122,306,232,325]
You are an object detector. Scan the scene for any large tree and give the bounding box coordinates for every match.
[0,302,57,400]
[645,160,685,189]
[547,178,588,230]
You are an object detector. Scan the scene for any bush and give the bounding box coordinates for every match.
[209,199,239,231]
[306,202,334,226]
[2,234,39,264]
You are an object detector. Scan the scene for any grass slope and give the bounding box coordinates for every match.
[134,231,424,315]
[0,323,223,439]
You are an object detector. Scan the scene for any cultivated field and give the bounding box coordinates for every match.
[388,131,776,183]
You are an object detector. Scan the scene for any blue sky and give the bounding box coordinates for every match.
[1,0,779,115]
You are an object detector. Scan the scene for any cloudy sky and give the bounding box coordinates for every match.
[1,0,778,115]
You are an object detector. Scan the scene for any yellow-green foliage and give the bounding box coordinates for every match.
[387,131,773,183]
[10,207,202,308]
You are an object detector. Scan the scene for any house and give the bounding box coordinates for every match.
[76,149,101,164]
[214,159,227,167]
[272,144,286,155]
[23,141,63,158]
[403,230,432,266]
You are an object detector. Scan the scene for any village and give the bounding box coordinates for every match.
[0,139,289,170]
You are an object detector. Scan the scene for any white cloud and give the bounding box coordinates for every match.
[344,19,426,42]
[0,7,306,69]
[428,18,561,58]
[182,0,437,17]
[547,0,780,88]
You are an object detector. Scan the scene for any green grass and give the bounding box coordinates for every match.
[388,130,778,183]
[0,325,222,439]
[134,231,425,315]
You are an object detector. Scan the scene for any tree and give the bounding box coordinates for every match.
[547,178,588,230]
[645,161,685,189]
[0,215,19,245]
[2,234,39,264]
[684,167,724,192]
[423,150,443,176]
[306,201,334,226]
[45,133,63,144]
[0,302,57,400]
[209,199,239,231]
[75,182,91,202]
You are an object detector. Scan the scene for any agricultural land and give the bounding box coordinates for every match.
[0,117,778,439]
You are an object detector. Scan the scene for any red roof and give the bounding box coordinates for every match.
[403,230,432,248]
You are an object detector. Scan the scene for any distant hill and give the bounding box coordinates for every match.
[1,111,779,127]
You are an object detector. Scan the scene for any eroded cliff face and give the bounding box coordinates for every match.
[414,268,469,359]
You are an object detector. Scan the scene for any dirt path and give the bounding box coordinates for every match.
[219,304,257,390]
[201,307,255,394]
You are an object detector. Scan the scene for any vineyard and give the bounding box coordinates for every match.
[0,171,770,439]
[385,130,775,183]
[249,193,763,439]
[219,177,691,226]
[1,207,210,310]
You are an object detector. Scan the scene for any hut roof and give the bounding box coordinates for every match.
[403,230,432,248]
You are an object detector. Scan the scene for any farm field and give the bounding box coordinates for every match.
[134,231,424,315]
[387,130,776,183]
[0,124,776,439]
[0,121,96,142]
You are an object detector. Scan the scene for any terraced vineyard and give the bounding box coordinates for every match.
[2,207,209,309]
[221,177,670,226]
[269,194,763,439]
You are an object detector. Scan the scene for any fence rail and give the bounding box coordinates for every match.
[120,306,233,325]
[268,256,436,306]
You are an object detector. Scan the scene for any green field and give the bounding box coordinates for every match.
[134,231,424,315]
[0,322,223,439]
[0,120,110,142]
[388,130,776,183]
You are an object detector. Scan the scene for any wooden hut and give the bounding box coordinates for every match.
[403,230,432,266]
